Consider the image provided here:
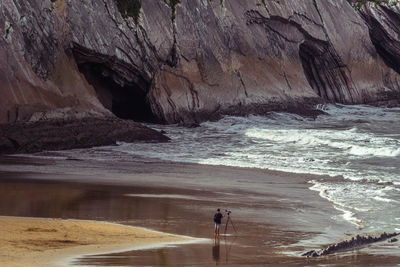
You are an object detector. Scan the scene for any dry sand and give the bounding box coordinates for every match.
[0,216,194,267]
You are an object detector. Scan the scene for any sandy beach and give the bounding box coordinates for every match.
[0,154,400,266]
[0,216,195,267]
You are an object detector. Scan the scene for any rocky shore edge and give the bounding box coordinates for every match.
[0,117,169,155]
[302,232,400,257]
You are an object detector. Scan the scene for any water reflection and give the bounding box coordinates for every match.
[212,239,221,264]
[0,179,198,229]
[2,175,399,266]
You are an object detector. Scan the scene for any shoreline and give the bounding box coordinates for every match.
[0,153,353,234]
[1,154,400,266]
[0,154,357,236]
[0,216,205,267]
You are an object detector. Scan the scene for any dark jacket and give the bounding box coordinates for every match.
[214,212,223,224]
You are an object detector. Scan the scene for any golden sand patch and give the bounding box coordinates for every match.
[0,216,190,267]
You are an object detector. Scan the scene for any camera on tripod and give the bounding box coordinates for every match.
[223,209,236,235]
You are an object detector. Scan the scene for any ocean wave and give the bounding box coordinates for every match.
[308,178,400,231]
[245,127,399,158]
[373,196,398,203]
[348,145,400,157]
[321,104,400,122]
[309,180,365,229]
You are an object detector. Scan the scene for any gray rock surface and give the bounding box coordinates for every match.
[0,0,108,123]
[0,117,169,154]
[361,4,400,74]
[1,0,399,125]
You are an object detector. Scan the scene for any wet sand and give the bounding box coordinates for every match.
[0,216,195,267]
[0,154,399,266]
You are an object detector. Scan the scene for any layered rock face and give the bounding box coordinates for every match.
[0,0,108,123]
[361,4,400,75]
[1,0,399,124]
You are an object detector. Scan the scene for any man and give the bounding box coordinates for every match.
[213,208,223,237]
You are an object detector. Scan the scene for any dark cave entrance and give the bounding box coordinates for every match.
[78,63,158,123]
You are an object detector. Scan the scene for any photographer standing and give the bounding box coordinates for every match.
[213,208,223,238]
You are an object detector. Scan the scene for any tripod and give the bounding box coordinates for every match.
[224,212,237,235]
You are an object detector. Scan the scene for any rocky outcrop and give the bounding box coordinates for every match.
[302,232,399,257]
[0,117,169,154]
[1,0,400,125]
[360,4,400,75]
[358,4,400,106]
[0,0,108,123]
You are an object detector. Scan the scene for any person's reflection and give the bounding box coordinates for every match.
[212,238,220,265]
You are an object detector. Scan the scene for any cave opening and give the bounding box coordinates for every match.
[78,63,158,123]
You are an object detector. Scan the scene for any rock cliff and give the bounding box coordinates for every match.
[361,4,400,75]
[1,0,399,125]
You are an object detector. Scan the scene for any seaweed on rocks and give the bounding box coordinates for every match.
[302,232,400,257]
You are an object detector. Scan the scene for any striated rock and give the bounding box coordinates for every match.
[0,117,169,154]
[0,0,399,125]
[358,4,400,106]
[302,232,400,257]
[0,0,109,123]
[149,0,400,123]
[361,4,400,75]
